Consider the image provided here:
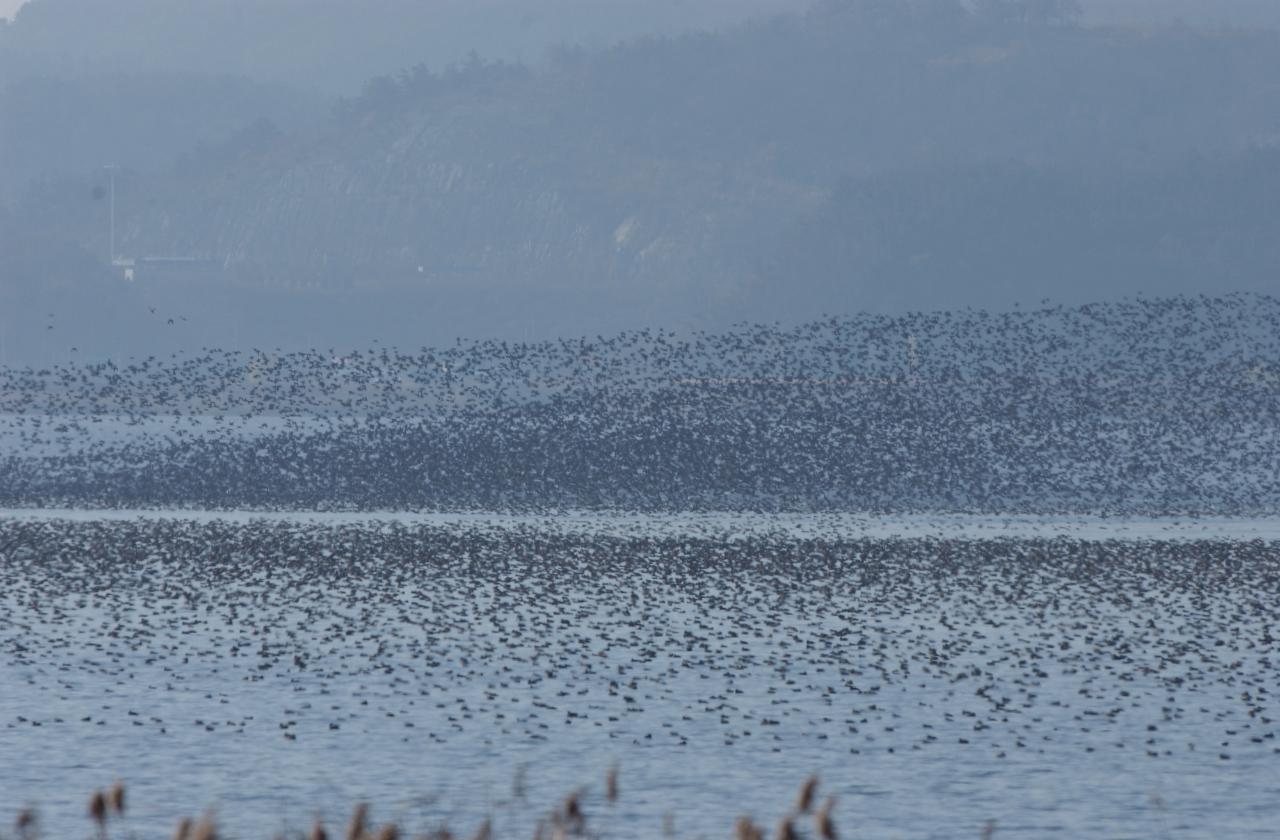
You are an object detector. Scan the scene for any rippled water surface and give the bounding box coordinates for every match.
[2,512,1277,839]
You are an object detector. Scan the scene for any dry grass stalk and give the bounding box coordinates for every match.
[346,804,368,840]
[191,814,218,840]
[814,796,837,840]
[15,808,37,840]
[108,780,126,816]
[88,789,107,828]
[561,791,584,834]
[59,772,858,840]
[794,776,819,814]
[605,765,619,803]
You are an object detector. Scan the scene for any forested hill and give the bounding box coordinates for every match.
[4,1,1280,362]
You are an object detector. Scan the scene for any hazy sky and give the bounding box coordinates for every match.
[3,1,1278,27]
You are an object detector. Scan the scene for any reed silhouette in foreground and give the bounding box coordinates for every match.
[3,773,1018,839]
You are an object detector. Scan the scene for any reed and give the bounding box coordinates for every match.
[6,773,867,840]
[794,776,819,814]
[87,790,106,825]
[191,814,218,840]
[13,810,35,840]
[107,781,126,817]
[815,797,837,840]
[734,816,763,840]
[346,804,368,840]
[604,765,618,804]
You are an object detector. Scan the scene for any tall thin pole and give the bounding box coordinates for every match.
[104,165,119,263]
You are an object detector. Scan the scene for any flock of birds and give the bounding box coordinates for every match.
[1,293,1278,836]
[0,516,1277,837]
[0,293,1277,513]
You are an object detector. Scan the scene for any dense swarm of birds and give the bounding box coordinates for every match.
[0,517,1276,837]
[2,294,1278,837]
[1,293,1278,513]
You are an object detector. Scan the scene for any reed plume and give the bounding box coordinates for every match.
[605,765,619,803]
[794,776,819,814]
[60,772,852,839]
[346,804,368,840]
[108,780,126,816]
[191,814,218,840]
[88,789,107,835]
[561,791,583,834]
[814,797,837,840]
[15,808,37,840]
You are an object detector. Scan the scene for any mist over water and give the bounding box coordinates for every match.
[5,0,1280,362]
[3,2,1279,838]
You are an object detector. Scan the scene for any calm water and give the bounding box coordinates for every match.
[5,507,1280,540]
[1,511,1277,839]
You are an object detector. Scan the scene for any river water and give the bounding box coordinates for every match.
[1,510,1277,839]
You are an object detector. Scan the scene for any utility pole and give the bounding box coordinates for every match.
[104,164,120,263]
